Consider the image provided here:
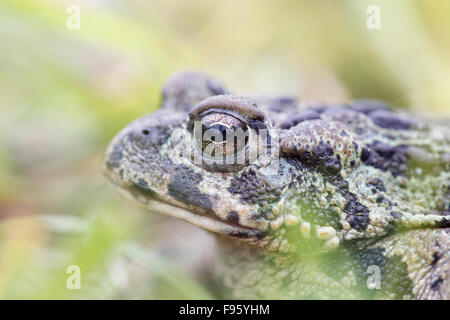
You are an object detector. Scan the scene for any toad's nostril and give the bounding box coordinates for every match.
[142,129,150,135]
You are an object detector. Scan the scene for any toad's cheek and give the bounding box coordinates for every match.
[166,168,270,231]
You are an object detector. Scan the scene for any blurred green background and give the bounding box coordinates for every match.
[0,0,449,299]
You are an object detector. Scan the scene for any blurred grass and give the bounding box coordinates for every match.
[0,0,449,299]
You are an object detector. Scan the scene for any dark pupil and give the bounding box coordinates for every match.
[206,124,228,141]
[198,114,249,157]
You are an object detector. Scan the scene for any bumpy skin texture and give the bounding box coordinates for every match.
[103,72,450,299]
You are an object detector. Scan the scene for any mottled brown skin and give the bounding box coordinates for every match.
[103,72,450,299]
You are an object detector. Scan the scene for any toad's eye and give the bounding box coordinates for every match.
[186,95,267,172]
[194,113,249,158]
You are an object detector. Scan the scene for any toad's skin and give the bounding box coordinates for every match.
[103,72,450,299]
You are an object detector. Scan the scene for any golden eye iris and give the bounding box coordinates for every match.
[197,113,248,158]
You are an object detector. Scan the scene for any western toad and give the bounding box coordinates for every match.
[103,72,450,299]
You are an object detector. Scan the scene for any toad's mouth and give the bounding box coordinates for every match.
[116,186,266,240]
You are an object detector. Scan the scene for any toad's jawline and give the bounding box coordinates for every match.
[116,186,265,239]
